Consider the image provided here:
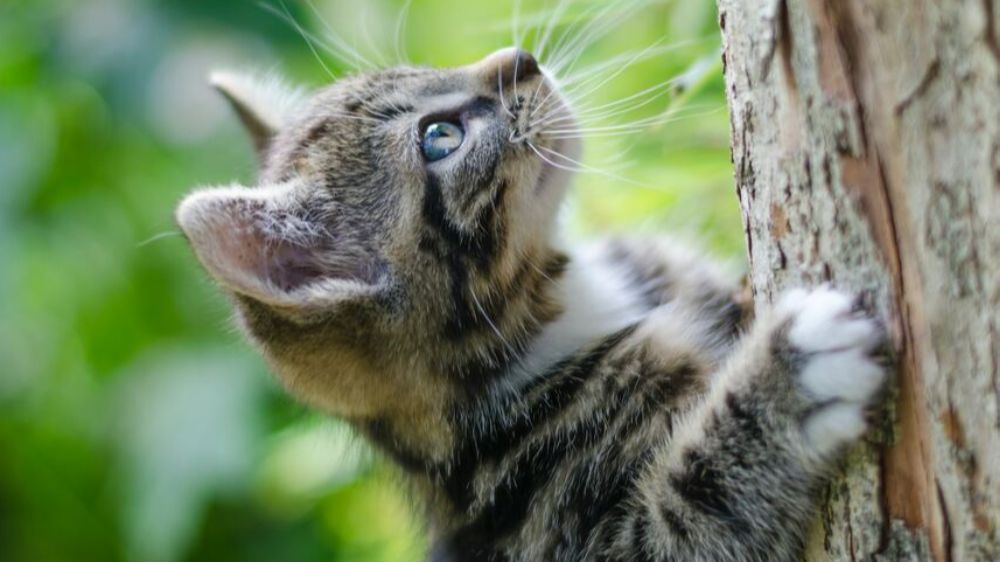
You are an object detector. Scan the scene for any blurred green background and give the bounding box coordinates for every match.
[0,0,740,561]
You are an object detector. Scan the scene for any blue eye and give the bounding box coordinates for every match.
[421,121,464,161]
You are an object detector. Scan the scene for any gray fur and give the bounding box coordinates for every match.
[177,48,889,561]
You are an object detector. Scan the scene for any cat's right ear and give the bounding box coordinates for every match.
[209,70,305,157]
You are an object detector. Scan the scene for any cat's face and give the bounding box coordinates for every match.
[177,49,576,421]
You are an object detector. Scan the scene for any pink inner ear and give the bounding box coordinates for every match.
[180,190,378,302]
[265,241,329,292]
[220,223,328,293]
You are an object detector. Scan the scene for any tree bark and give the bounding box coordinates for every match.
[715,1,1000,560]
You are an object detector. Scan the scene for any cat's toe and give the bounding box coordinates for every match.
[779,286,887,403]
[784,286,880,354]
[799,347,885,403]
[775,287,889,455]
[802,402,869,456]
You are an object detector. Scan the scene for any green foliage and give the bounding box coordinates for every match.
[0,1,739,560]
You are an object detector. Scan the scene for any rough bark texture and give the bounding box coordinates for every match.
[716,0,1000,560]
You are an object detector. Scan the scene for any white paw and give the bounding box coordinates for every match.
[780,286,879,354]
[778,287,887,455]
[802,403,868,452]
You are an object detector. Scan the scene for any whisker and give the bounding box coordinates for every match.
[528,141,645,187]
[534,0,574,62]
[526,142,588,174]
[469,288,518,358]
[137,230,184,248]
[262,0,337,79]
[557,38,706,92]
[536,143,679,192]
[511,0,524,50]
[529,76,684,131]
[543,0,620,72]
[394,0,414,64]
[542,106,724,139]
[547,0,649,76]
[532,35,686,123]
[552,102,716,130]
[263,2,363,73]
[557,38,674,114]
[475,4,592,34]
[360,1,390,68]
[536,143,631,173]
[302,0,378,71]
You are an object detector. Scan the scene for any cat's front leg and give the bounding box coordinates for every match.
[618,287,889,562]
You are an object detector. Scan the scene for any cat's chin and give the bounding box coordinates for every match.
[532,136,580,205]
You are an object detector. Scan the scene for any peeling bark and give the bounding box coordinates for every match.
[716,0,1000,560]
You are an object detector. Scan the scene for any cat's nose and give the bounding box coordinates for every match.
[475,48,542,85]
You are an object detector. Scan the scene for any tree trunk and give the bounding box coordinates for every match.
[715,1,1000,560]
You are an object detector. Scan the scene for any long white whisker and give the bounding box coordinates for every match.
[531,0,660,117]
[264,0,336,79]
[469,288,517,357]
[523,1,602,118]
[545,121,678,135]
[557,38,704,93]
[533,32,682,122]
[529,76,684,131]
[513,46,522,107]
[534,0,574,61]
[557,38,673,114]
[544,0,618,72]
[511,0,524,49]
[528,141,644,186]
[136,231,184,248]
[547,0,643,76]
[541,106,724,138]
[394,0,414,64]
[360,2,390,68]
[531,39,680,121]
[303,0,378,70]
[263,2,367,73]
[526,142,588,173]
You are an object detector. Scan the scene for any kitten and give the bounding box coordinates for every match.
[176,47,888,561]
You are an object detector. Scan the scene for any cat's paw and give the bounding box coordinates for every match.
[777,287,887,456]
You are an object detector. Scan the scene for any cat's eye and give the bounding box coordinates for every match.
[421,121,464,162]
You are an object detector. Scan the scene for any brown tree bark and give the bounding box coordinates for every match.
[715,0,1000,560]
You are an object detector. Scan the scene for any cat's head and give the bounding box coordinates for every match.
[176,49,577,424]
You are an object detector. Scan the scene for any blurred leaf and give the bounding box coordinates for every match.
[116,350,265,562]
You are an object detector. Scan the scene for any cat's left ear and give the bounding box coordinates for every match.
[175,180,390,318]
[210,70,305,157]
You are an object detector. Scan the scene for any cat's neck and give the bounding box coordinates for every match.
[356,243,649,482]
[494,243,649,393]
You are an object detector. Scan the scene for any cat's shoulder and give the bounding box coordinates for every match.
[585,235,739,309]
[580,235,748,369]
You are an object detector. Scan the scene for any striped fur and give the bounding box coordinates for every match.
[176,49,889,561]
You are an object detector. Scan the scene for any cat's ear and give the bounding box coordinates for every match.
[176,181,388,315]
[209,70,305,157]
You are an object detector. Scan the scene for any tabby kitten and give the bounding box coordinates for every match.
[176,47,888,561]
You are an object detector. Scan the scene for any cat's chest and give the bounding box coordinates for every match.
[431,368,686,562]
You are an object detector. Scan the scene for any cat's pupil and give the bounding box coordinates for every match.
[422,121,464,162]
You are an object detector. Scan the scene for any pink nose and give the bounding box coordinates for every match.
[476,47,542,85]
